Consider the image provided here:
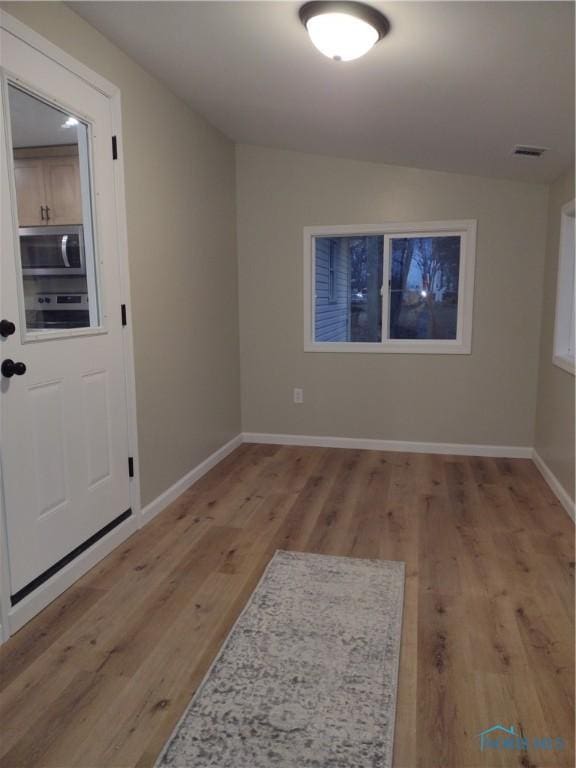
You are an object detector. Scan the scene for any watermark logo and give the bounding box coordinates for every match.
[478,724,565,752]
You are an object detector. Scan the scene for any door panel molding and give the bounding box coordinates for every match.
[0,11,140,643]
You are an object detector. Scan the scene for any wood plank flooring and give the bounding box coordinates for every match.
[0,445,573,767]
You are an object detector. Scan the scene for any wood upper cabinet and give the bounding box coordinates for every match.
[13,158,46,226]
[13,146,82,226]
[42,156,82,226]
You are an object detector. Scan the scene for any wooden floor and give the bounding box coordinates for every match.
[0,445,573,767]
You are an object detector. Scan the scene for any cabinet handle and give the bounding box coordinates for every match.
[40,205,45,220]
[45,206,51,221]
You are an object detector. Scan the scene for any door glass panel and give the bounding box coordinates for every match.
[7,84,101,333]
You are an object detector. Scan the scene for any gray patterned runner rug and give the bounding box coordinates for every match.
[156,550,405,768]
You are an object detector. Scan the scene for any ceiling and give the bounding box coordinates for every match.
[70,1,574,183]
[9,85,80,147]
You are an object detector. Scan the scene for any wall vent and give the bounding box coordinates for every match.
[513,145,548,157]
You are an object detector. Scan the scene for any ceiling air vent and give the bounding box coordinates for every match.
[513,145,548,157]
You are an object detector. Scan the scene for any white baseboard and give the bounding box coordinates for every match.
[532,450,575,522]
[139,431,533,533]
[242,432,533,459]
[1,434,243,643]
[6,432,570,643]
[140,434,243,524]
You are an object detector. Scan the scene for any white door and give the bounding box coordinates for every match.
[0,28,132,600]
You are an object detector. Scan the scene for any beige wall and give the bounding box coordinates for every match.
[3,4,568,507]
[237,145,549,447]
[3,3,241,505]
[534,169,575,501]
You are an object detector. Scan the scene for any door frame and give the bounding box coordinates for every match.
[0,11,141,642]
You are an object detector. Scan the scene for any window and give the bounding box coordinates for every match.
[305,220,476,353]
[328,239,337,303]
[552,200,575,375]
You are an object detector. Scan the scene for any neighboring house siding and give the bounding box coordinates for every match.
[315,238,349,341]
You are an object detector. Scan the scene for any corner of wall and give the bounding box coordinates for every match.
[532,181,553,440]
[533,166,576,505]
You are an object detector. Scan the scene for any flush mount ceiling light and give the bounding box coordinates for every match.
[299,1,390,61]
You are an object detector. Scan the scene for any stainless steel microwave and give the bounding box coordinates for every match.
[19,226,85,277]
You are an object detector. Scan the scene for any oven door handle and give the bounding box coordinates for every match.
[61,235,71,268]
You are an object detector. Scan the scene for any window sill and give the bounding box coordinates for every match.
[305,340,471,354]
[552,353,575,375]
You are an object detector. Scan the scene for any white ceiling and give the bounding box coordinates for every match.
[9,85,80,147]
[70,1,574,183]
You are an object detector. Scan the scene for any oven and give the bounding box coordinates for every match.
[19,226,86,277]
[25,292,90,330]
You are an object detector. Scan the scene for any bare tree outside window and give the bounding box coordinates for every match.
[309,225,471,352]
[390,236,460,339]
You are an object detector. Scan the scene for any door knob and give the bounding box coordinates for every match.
[0,319,16,338]
[1,359,26,378]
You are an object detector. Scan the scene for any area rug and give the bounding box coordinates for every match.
[156,550,405,768]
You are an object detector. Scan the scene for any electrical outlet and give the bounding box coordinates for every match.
[293,387,304,404]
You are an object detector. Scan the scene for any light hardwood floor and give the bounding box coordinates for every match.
[0,445,573,767]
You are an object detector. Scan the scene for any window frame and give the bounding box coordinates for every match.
[304,219,477,354]
[552,199,575,375]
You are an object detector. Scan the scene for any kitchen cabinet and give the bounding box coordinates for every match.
[13,147,82,226]
[13,158,45,226]
[42,156,82,225]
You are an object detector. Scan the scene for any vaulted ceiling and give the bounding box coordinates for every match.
[71,1,574,183]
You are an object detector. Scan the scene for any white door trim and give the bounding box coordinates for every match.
[0,11,140,642]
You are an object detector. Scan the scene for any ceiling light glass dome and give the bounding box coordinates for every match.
[299,2,390,62]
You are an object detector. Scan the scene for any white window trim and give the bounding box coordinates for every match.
[552,199,575,376]
[304,219,477,354]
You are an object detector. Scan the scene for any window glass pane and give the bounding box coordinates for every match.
[314,236,383,342]
[328,241,336,302]
[389,236,460,340]
[563,212,575,359]
[8,84,101,334]
[552,206,575,369]
[568,301,575,357]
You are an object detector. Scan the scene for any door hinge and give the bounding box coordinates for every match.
[121,304,127,326]
[128,457,134,478]
[112,135,118,160]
